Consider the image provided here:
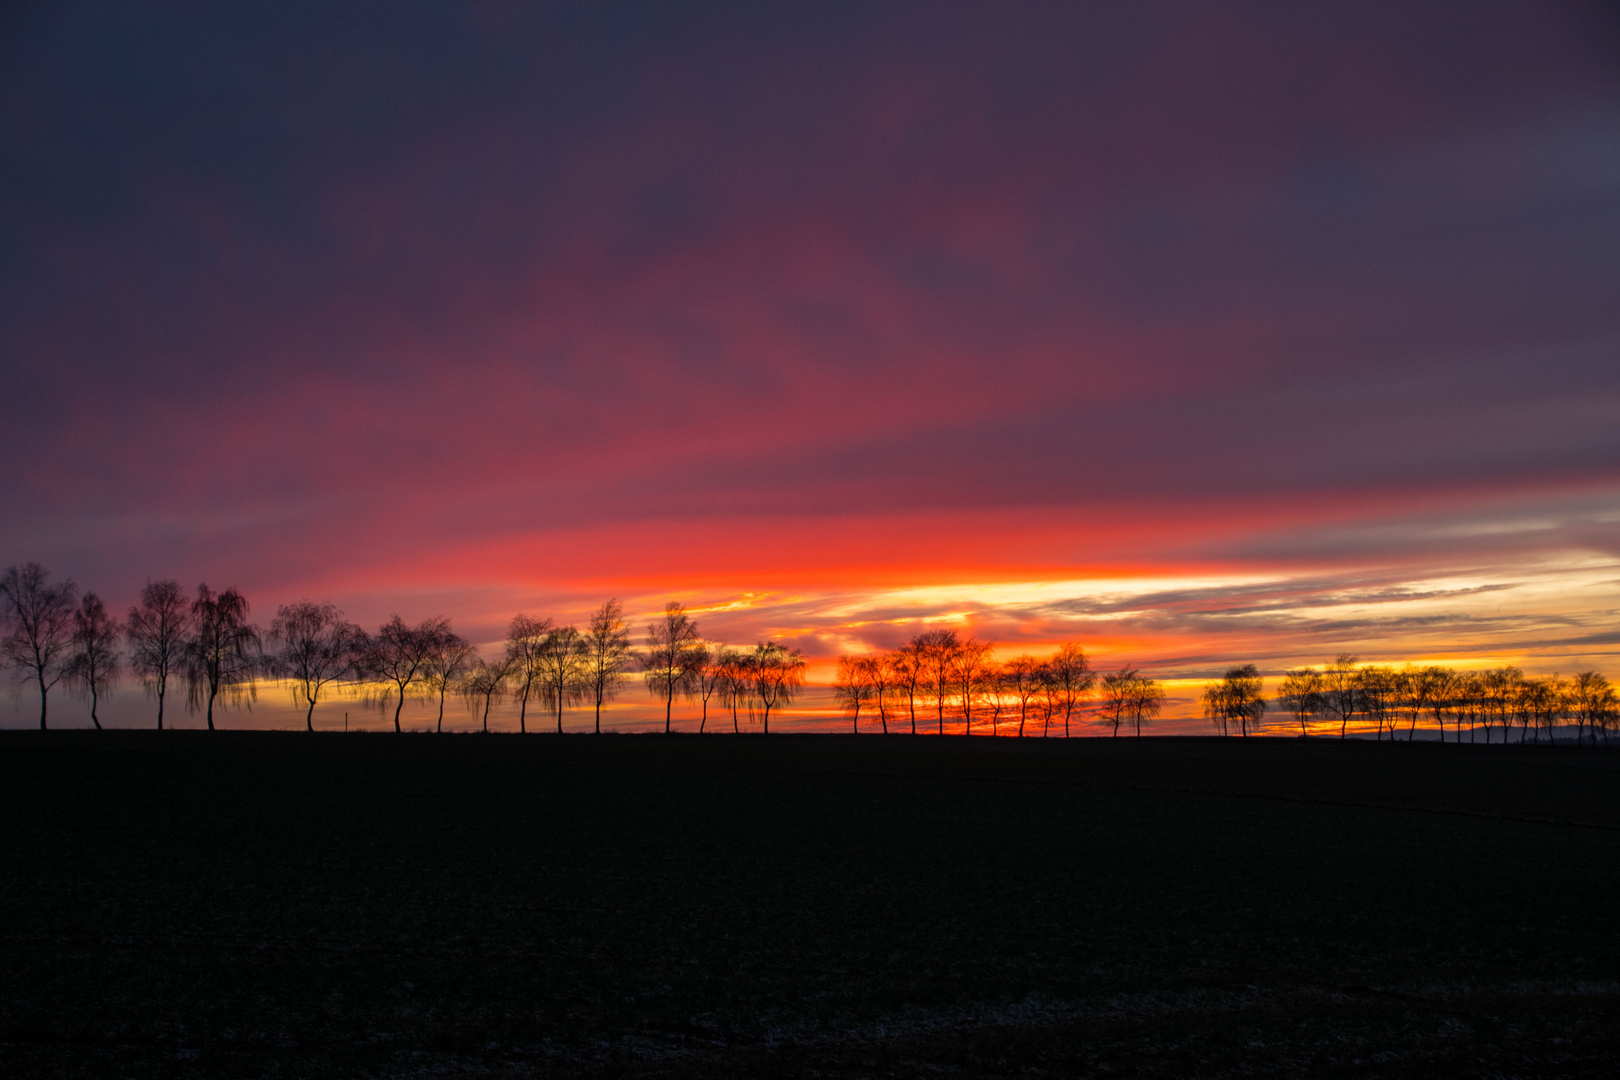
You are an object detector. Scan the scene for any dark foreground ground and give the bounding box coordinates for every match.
[1,733,1617,1078]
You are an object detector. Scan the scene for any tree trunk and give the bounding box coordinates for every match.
[90,684,102,730]
[595,693,602,735]
[206,684,217,731]
[157,685,165,731]
[393,687,404,733]
[37,672,47,730]
[307,697,316,732]
[664,691,672,734]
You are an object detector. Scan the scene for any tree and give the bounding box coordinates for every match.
[952,638,994,735]
[833,655,876,734]
[717,646,750,733]
[462,655,513,733]
[1320,654,1360,739]
[1100,667,1138,736]
[126,580,191,730]
[1423,666,1461,744]
[889,642,925,734]
[268,601,364,732]
[1357,666,1395,741]
[748,641,805,733]
[643,602,703,734]
[1481,666,1523,745]
[1003,656,1042,737]
[867,652,895,734]
[1128,674,1167,736]
[1,562,79,730]
[1203,664,1266,737]
[536,624,586,734]
[688,645,728,733]
[504,614,553,734]
[185,585,260,731]
[361,614,446,732]
[1046,643,1095,737]
[1278,667,1323,738]
[1567,671,1617,747]
[422,626,476,733]
[581,599,633,734]
[66,592,121,729]
[913,629,960,734]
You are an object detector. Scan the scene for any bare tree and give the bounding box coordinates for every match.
[1320,654,1360,739]
[361,614,446,732]
[1128,674,1167,736]
[504,613,553,734]
[1357,665,1395,741]
[717,646,750,733]
[1100,667,1138,737]
[185,585,260,731]
[643,602,703,734]
[1,562,79,729]
[267,601,364,732]
[536,624,586,734]
[1481,666,1523,745]
[1047,643,1095,737]
[748,641,805,733]
[868,652,895,734]
[688,644,727,733]
[581,599,633,734]
[1424,666,1461,744]
[1203,665,1266,737]
[1567,671,1617,747]
[422,626,476,733]
[462,655,513,733]
[890,642,925,734]
[66,593,122,729]
[126,580,191,730]
[1278,667,1323,738]
[834,655,876,733]
[1004,656,1042,737]
[913,628,960,734]
[952,638,993,735]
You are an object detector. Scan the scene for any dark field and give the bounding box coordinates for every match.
[1,734,1617,1078]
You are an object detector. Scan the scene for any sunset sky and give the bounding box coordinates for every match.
[3,2,1618,729]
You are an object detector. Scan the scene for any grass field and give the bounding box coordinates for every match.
[2,733,1617,1078]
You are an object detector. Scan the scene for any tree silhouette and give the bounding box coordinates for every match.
[913,629,960,734]
[581,599,633,734]
[716,646,750,733]
[834,655,875,733]
[66,592,121,729]
[536,624,586,734]
[1481,666,1523,745]
[1100,667,1139,737]
[1568,671,1617,747]
[422,626,476,733]
[748,641,804,733]
[867,653,895,734]
[1128,673,1166,736]
[185,585,260,731]
[462,655,513,733]
[890,642,925,734]
[952,638,993,735]
[1423,666,1461,744]
[1046,643,1094,737]
[1320,654,1360,739]
[269,601,365,732]
[361,614,446,732]
[1278,668,1323,738]
[643,602,703,734]
[126,580,191,730]
[1,563,78,730]
[1203,664,1266,737]
[1004,656,1043,737]
[504,613,553,734]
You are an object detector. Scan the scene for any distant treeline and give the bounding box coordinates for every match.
[3,562,1616,742]
[0,563,802,733]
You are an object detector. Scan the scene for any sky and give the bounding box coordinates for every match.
[3,2,1619,730]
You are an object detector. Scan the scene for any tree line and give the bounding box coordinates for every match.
[0,563,806,733]
[830,629,1167,736]
[1208,655,1618,745]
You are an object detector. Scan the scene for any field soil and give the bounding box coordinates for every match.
[1,732,1617,1078]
